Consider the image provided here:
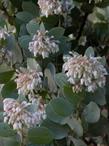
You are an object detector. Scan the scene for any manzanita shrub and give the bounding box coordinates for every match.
[0,0,109,146]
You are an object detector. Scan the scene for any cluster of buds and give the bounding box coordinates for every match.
[3,98,46,133]
[38,0,62,17]
[63,55,107,93]
[15,68,43,95]
[28,30,59,58]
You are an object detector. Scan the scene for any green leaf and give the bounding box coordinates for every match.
[42,15,59,29]
[28,127,54,144]
[16,11,34,23]
[0,137,20,146]
[83,102,100,123]
[0,16,6,27]
[55,73,68,89]
[7,34,23,64]
[1,80,18,99]
[48,27,65,39]
[0,112,3,122]
[85,87,106,106]
[62,117,83,137]
[44,69,57,93]
[40,23,46,32]
[42,119,69,140]
[46,98,73,123]
[85,47,95,57]
[99,56,106,66]
[46,103,65,123]
[18,35,32,49]
[50,98,73,117]
[0,123,16,137]
[19,24,27,36]
[0,64,12,73]
[27,58,41,71]
[64,85,85,108]
[58,36,70,54]
[12,42,23,64]
[22,1,39,16]
[0,71,14,84]
[26,20,39,35]
[94,23,109,37]
[47,63,56,78]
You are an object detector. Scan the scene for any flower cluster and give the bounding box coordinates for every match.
[28,30,59,58]
[3,98,46,132]
[15,68,43,95]
[38,0,74,17]
[38,0,62,17]
[63,55,107,93]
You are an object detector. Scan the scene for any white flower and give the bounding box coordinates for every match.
[38,0,62,17]
[15,68,43,95]
[63,55,107,93]
[28,30,59,58]
[3,98,46,132]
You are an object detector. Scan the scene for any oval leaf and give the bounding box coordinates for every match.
[26,20,39,35]
[28,127,53,144]
[46,98,73,123]
[83,102,100,123]
[85,47,95,57]
[0,71,14,84]
[16,11,34,23]
[1,80,18,98]
[0,123,16,137]
[18,35,32,49]
[48,27,65,39]
[42,119,69,140]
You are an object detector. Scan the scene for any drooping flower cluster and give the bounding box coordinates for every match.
[3,98,46,132]
[63,55,107,93]
[28,30,59,58]
[38,0,62,17]
[38,0,74,17]
[15,68,43,95]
